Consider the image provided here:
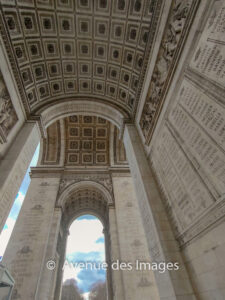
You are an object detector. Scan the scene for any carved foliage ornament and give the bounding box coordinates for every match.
[140,0,198,144]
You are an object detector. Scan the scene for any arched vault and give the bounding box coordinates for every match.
[0,0,161,122]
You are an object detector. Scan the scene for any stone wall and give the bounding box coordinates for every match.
[183,221,225,299]
[146,0,225,298]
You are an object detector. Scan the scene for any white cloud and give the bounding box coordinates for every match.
[66,219,105,255]
[62,218,106,291]
[82,292,90,300]
[63,261,82,283]
[16,191,25,205]
[0,217,16,257]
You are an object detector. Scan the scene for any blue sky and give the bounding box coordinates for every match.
[0,144,106,299]
[0,144,40,259]
[63,215,106,299]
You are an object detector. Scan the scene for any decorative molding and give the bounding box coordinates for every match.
[133,0,163,116]
[40,99,126,131]
[177,196,225,247]
[185,67,225,107]
[110,171,131,177]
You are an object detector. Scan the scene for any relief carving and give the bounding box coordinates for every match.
[138,277,152,287]
[0,72,18,142]
[59,174,113,195]
[140,0,196,143]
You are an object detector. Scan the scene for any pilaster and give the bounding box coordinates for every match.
[0,122,40,233]
[36,207,62,300]
[123,124,196,300]
[2,174,60,300]
[112,173,160,300]
[108,205,125,300]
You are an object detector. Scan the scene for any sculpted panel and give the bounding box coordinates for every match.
[190,0,225,87]
[140,0,198,143]
[0,71,18,143]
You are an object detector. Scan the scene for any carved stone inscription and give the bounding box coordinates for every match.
[151,125,214,234]
[168,79,225,195]
[179,79,225,147]
[190,0,225,87]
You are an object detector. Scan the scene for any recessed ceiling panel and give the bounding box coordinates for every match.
[0,0,162,117]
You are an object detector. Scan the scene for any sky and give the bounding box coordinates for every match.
[0,144,40,259]
[63,215,106,299]
[0,144,106,299]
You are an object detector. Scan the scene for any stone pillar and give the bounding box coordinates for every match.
[123,124,196,300]
[108,206,125,300]
[2,174,60,300]
[54,228,68,300]
[103,226,113,300]
[112,174,160,300]
[36,207,62,300]
[0,122,40,233]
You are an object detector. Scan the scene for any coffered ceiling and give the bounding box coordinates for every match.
[41,114,127,167]
[0,0,162,118]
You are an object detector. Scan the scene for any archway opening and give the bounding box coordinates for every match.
[62,214,107,300]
